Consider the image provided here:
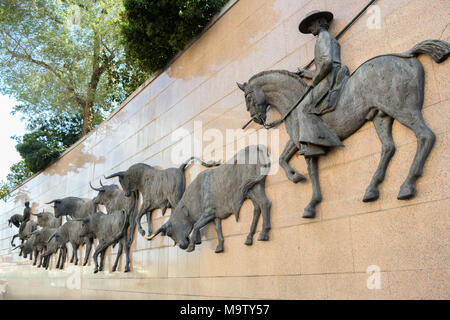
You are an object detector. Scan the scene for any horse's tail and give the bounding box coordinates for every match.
[402,40,450,63]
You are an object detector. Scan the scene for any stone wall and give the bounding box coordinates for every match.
[0,0,448,299]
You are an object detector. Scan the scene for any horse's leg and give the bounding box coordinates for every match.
[396,112,435,199]
[363,114,395,202]
[280,139,307,183]
[11,234,17,247]
[303,156,322,218]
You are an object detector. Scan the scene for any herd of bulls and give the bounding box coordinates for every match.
[8,145,272,273]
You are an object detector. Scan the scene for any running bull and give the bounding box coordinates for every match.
[105,156,221,239]
[147,145,272,253]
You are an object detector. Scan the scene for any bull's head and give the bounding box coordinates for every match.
[21,235,36,256]
[237,82,268,126]
[45,199,64,218]
[145,205,192,250]
[90,180,120,206]
[105,171,133,197]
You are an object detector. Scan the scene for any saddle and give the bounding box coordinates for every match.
[309,65,350,116]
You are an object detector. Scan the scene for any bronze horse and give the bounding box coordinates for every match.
[238,40,449,218]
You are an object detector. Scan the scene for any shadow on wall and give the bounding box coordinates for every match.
[43,146,105,177]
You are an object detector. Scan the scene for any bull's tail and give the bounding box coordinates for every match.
[401,40,450,63]
[179,156,221,172]
[234,175,267,222]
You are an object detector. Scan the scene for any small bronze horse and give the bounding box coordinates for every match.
[238,40,449,218]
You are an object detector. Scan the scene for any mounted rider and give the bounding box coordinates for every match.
[18,201,31,233]
[296,10,350,157]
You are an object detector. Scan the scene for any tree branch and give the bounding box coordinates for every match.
[1,42,86,108]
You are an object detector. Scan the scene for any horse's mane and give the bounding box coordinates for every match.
[249,69,308,88]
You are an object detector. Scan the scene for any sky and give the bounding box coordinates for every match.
[0,94,26,182]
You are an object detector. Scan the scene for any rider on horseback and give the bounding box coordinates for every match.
[18,201,31,234]
[296,11,349,157]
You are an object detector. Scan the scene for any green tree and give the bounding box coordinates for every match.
[0,161,33,201]
[0,0,148,136]
[121,0,228,73]
[13,112,83,173]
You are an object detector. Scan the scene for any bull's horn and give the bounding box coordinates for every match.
[74,217,90,222]
[31,213,43,217]
[144,225,165,241]
[47,232,59,243]
[89,181,102,191]
[99,179,104,187]
[12,244,24,251]
[45,199,59,205]
[237,82,247,91]
[104,171,125,179]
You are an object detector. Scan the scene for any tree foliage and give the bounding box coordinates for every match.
[0,0,149,194]
[121,0,228,73]
[0,161,33,201]
[0,0,149,137]
[14,112,84,173]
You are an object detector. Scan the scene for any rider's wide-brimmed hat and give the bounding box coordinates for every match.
[298,10,333,34]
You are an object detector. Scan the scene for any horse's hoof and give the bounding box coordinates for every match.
[244,236,253,246]
[111,267,116,272]
[363,187,379,202]
[124,267,130,273]
[257,232,269,241]
[397,184,416,200]
[290,172,307,183]
[186,244,195,252]
[94,269,98,274]
[214,244,223,253]
[302,207,316,219]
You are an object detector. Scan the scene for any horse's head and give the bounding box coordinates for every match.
[237,82,268,125]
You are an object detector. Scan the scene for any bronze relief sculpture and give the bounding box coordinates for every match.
[238,10,449,218]
[146,145,272,253]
